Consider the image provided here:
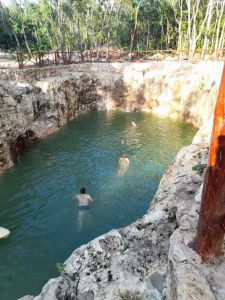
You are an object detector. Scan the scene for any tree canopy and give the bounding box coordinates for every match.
[0,0,224,54]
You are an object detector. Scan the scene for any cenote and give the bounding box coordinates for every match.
[0,111,196,300]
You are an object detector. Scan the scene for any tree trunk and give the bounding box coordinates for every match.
[13,30,21,50]
[214,0,225,52]
[90,8,98,57]
[146,19,150,50]
[201,0,214,57]
[194,0,212,51]
[175,0,183,52]
[130,2,140,51]
[195,62,225,261]
[186,0,191,50]
[218,22,225,53]
[18,0,31,53]
[189,0,200,55]
[77,18,84,61]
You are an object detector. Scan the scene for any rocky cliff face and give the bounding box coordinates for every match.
[1,61,225,300]
[0,62,223,173]
[0,74,102,172]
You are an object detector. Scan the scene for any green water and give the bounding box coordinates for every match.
[0,111,196,300]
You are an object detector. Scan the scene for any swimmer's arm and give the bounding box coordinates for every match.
[73,194,79,200]
[88,194,94,201]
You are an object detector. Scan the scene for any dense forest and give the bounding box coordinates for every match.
[0,0,224,54]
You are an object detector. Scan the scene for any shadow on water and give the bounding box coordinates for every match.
[0,111,196,300]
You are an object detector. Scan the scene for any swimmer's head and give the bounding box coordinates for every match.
[122,153,126,158]
[80,187,86,194]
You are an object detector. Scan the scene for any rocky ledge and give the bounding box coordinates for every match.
[20,126,225,300]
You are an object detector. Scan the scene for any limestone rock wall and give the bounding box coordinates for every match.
[0,62,223,173]
[0,81,50,171]
[1,62,223,126]
[0,74,102,172]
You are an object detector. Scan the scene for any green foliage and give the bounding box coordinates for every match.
[197,80,205,93]
[0,6,14,49]
[56,262,64,274]
[192,163,206,175]
[119,290,142,300]
[0,0,224,53]
[123,243,129,251]
[121,242,130,252]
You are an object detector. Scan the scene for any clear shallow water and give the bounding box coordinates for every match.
[0,111,196,300]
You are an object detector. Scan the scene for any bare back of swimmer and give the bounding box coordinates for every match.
[74,187,93,208]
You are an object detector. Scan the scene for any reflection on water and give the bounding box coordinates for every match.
[0,111,196,300]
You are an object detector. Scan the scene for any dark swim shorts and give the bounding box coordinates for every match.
[78,206,90,211]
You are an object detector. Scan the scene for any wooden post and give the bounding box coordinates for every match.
[194,62,225,260]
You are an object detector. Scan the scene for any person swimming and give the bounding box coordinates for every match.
[74,187,93,209]
[131,121,137,127]
[74,187,93,229]
[118,152,130,176]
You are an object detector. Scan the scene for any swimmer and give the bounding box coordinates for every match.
[131,121,137,127]
[74,187,93,229]
[74,187,93,209]
[118,153,130,176]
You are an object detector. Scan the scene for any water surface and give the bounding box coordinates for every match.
[0,111,196,300]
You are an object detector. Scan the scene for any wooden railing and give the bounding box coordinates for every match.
[16,49,225,69]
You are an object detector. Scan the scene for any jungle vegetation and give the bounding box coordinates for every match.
[0,0,224,54]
